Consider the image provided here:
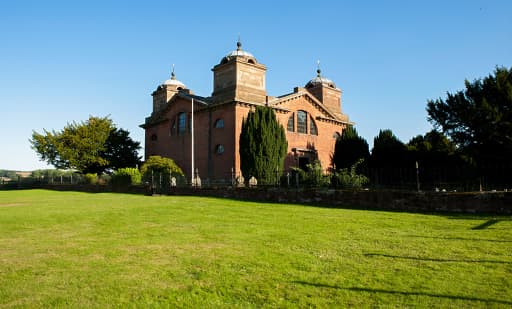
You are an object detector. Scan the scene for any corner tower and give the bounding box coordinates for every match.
[211,40,267,104]
[305,64,343,117]
[151,66,186,114]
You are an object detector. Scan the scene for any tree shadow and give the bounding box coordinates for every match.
[364,253,511,264]
[292,281,512,305]
[406,235,512,243]
[471,219,500,230]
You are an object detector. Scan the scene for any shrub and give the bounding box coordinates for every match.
[335,159,369,189]
[84,173,98,185]
[292,160,330,187]
[112,168,142,186]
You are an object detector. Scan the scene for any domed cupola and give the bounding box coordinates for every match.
[163,65,186,89]
[305,62,337,89]
[151,65,186,113]
[219,39,258,65]
[304,61,343,115]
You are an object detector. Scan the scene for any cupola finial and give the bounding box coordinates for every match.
[237,34,242,51]
[171,64,176,80]
[316,60,321,77]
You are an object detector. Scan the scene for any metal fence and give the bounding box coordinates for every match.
[2,166,511,193]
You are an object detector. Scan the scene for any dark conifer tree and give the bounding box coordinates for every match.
[332,126,370,170]
[239,106,288,184]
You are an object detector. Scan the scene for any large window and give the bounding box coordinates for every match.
[178,112,186,135]
[310,116,318,135]
[287,113,294,132]
[297,110,307,134]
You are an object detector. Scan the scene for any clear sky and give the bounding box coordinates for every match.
[1,0,511,171]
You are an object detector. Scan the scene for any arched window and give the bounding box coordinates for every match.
[287,113,294,132]
[248,59,255,64]
[215,144,224,154]
[297,110,307,134]
[309,116,318,135]
[333,132,341,139]
[178,112,186,135]
[214,119,224,128]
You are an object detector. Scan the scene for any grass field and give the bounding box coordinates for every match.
[0,189,511,308]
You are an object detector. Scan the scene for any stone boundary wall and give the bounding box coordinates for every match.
[12,184,511,215]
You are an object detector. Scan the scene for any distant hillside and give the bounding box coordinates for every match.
[0,170,32,179]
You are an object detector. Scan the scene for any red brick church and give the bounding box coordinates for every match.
[141,40,352,181]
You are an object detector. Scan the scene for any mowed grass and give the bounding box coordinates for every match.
[0,190,511,308]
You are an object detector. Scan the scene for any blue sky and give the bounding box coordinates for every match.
[1,0,511,171]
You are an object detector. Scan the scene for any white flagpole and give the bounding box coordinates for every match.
[191,97,194,186]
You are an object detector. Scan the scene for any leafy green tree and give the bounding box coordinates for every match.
[332,126,370,170]
[239,106,288,184]
[140,156,184,181]
[102,128,142,170]
[427,66,512,166]
[408,130,456,154]
[406,130,472,186]
[30,116,141,174]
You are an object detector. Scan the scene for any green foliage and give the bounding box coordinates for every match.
[0,170,18,179]
[332,126,370,170]
[292,160,330,187]
[30,116,141,174]
[335,159,369,189]
[140,156,184,183]
[427,66,512,166]
[239,106,288,184]
[84,173,98,185]
[31,169,75,178]
[407,130,456,154]
[370,129,409,168]
[112,168,142,186]
[102,128,142,171]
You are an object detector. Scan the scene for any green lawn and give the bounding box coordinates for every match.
[0,189,510,308]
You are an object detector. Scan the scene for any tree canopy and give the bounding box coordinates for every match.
[30,116,141,174]
[427,66,512,166]
[140,156,184,179]
[239,106,288,184]
[370,129,409,168]
[332,126,370,170]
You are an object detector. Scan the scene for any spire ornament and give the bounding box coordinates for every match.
[316,60,321,77]
[171,64,176,80]
[237,34,242,51]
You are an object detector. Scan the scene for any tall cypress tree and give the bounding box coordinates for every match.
[239,106,288,184]
[332,126,370,170]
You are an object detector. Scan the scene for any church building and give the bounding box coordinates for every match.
[141,40,352,182]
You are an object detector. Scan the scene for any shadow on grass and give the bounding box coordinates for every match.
[293,281,512,305]
[406,235,512,243]
[472,219,500,230]
[364,253,511,264]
